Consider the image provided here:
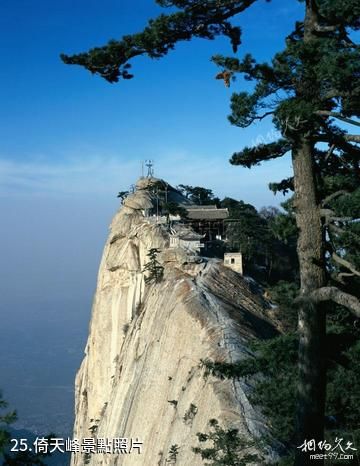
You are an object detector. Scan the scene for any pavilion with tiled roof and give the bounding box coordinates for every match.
[184,205,229,241]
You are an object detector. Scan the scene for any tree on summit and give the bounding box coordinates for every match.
[61,1,360,464]
[177,185,220,206]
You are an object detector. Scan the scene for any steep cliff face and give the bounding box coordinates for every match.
[71,178,277,466]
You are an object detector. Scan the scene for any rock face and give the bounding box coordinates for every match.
[71,178,278,466]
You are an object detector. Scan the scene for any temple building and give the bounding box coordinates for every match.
[184,205,229,241]
[169,225,205,253]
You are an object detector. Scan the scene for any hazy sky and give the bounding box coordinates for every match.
[0,0,305,307]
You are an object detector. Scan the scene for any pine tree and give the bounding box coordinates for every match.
[177,185,218,205]
[117,190,129,202]
[162,202,188,222]
[167,444,180,464]
[61,2,360,464]
[0,391,16,456]
[0,391,50,465]
[143,248,164,284]
[193,419,261,466]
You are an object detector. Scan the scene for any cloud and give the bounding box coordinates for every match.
[0,150,293,207]
[0,155,140,198]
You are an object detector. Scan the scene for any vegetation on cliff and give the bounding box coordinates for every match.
[143,248,164,284]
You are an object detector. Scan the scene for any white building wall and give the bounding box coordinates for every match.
[224,253,243,275]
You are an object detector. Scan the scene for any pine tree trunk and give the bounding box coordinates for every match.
[293,138,327,466]
[293,3,329,463]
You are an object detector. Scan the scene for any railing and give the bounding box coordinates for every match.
[144,215,168,225]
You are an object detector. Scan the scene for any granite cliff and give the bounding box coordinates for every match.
[71,178,278,466]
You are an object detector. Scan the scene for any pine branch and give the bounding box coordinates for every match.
[255,110,274,121]
[335,271,357,284]
[311,287,360,318]
[344,134,360,143]
[331,252,360,278]
[323,88,358,99]
[329,216,353,223]
[321,190,349,207]
[316,130,360,154]
[269,177,294,195]
[60,0,260,82]
[329,223,360,244]
[313,23,340,33]
[230,138,291,168]
[322,208,353,223]
[316,110,360,127]
[324,143,336,161]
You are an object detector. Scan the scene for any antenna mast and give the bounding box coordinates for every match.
[145,159,154,178]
